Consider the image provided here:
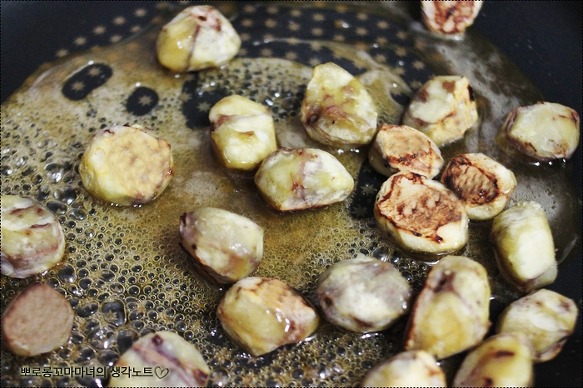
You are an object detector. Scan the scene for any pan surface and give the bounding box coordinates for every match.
[1,1,581,386]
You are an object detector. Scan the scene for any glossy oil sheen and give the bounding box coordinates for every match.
[0,2,580,386]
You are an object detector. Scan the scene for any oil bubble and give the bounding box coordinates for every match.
[70,207,87,221]
[98,350,118,367]
[102,300,127,326]
[77,303,98,318]
[74,346,96,362]
[58,265,76,283]
[1,166,13,176]
[54,187,80,204]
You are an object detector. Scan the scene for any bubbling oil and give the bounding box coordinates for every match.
[1,2,580,387]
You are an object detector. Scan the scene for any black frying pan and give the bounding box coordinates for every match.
[2,1,581,386]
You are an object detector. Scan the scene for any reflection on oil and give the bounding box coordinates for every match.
[1,2,580,387]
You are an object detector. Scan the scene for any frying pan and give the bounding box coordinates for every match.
[1,1,581,386]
